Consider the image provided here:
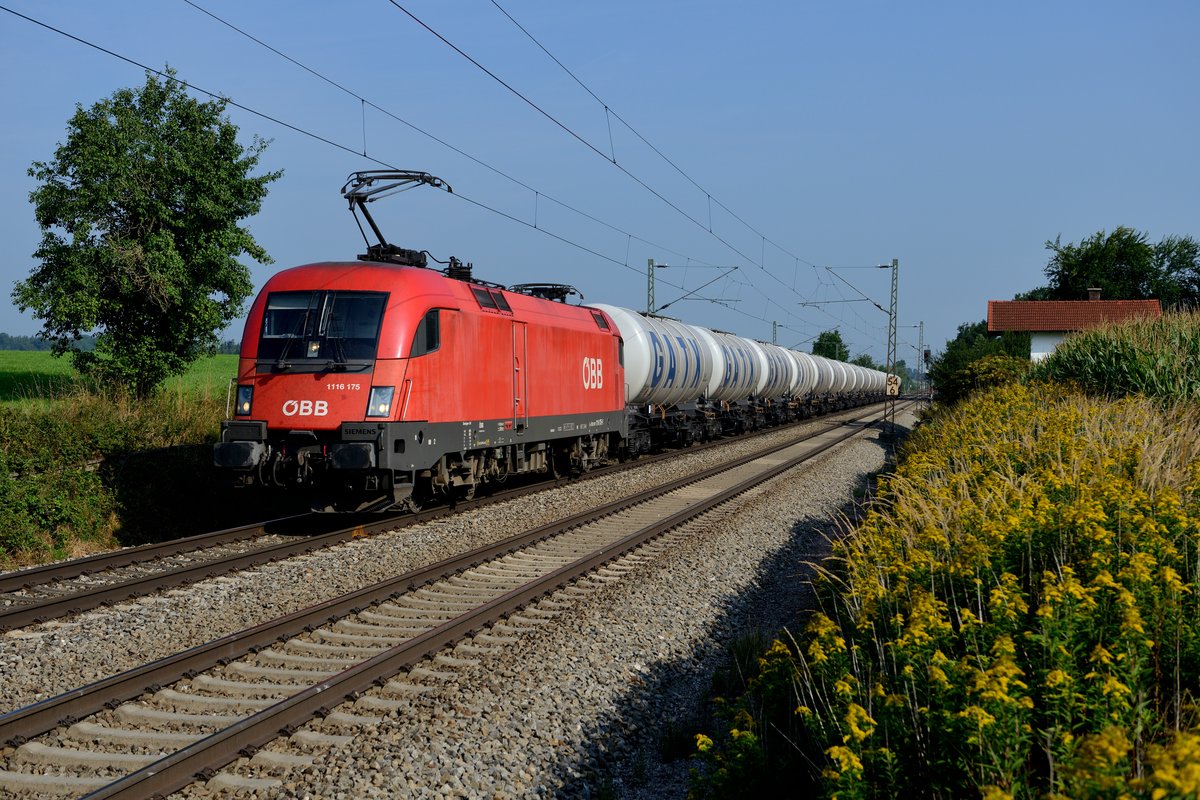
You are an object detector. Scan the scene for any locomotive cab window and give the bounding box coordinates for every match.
[410,309,441,357]
[591,310,610,331]
[257,290,387,371]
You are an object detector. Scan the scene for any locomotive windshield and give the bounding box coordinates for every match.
[258,290,387,370]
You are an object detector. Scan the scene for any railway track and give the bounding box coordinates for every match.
[0,401,903,798]
[0,403,883,632]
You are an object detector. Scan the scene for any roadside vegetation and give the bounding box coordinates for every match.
[693,312,1200,798]
[1,65,279,567]
[0,354,291,567]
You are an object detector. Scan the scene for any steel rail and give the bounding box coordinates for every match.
[82,402,899,800]
[0,403,894,749]
[0,518,293,594]
[0,402,885,631]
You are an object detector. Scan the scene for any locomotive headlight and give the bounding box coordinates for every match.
[235,385,254,416]
[366,386,395,418]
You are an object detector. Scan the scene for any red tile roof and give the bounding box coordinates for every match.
[988,299,1161,333]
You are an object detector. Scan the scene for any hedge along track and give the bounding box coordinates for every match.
[0,402,886,632]
[0,402,906,798]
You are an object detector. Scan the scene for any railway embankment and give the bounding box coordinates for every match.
[0,408,894,797]
[0,390,293,567]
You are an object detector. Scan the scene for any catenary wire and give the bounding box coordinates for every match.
[180,0,821,329]
[0,4,711,301]
[486,0,823,272]
[384,1,793,286]
[190,0,867,336]
[179,0,711,274]
[2,3,863,343]
[405,1,864,329]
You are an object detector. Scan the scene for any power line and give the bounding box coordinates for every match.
[0,2,800,334]
[484,2,876,332]
[185,0,836,335]
[0,3,731,307]
[178,0,714,277]
[180,0,819,333]
[384,1,797,289]
[487,0,823,272]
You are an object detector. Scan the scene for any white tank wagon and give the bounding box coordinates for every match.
[594,304,724,450]
[784,350,819,400]
[860,365,877,393]
[828,359,850,395]
[840,362,859,393]
[748,341,793,401]
[844,363,864,395]
[843,365,888,402]
[807,354,838,397]
[592,305,712,408]
[592,304,886,451]
[693,326,761,404]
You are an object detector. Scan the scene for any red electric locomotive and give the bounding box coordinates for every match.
[214,172,626,511]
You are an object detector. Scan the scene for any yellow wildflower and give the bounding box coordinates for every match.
[844,703,876,743]
[824,745,863,776]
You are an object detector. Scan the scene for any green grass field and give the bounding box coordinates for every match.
[0,351,239,404]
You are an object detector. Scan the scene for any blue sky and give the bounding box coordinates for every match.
[2,1,1197,365]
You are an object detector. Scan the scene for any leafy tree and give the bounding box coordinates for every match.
[812,330,849,361]
[13,69,280,397]
[1022,227,1200,305]
[928,321,1029,405]
[849,353,878,370]
[1158,234,1200,304]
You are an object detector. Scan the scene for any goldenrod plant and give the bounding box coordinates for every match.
[695,384,1200,798]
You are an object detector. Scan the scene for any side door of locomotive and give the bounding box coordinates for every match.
[512,320,528,432]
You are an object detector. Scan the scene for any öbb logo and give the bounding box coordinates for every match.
[582,357,604,390]
[282,399,329,417]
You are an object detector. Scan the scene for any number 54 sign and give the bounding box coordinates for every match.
[886,375,901,396]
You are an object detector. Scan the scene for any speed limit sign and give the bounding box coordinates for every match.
[886,375,901,396]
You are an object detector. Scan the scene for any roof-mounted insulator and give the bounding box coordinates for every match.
[447,258,473,282]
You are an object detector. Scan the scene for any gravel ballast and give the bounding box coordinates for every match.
[256,428,897,799]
